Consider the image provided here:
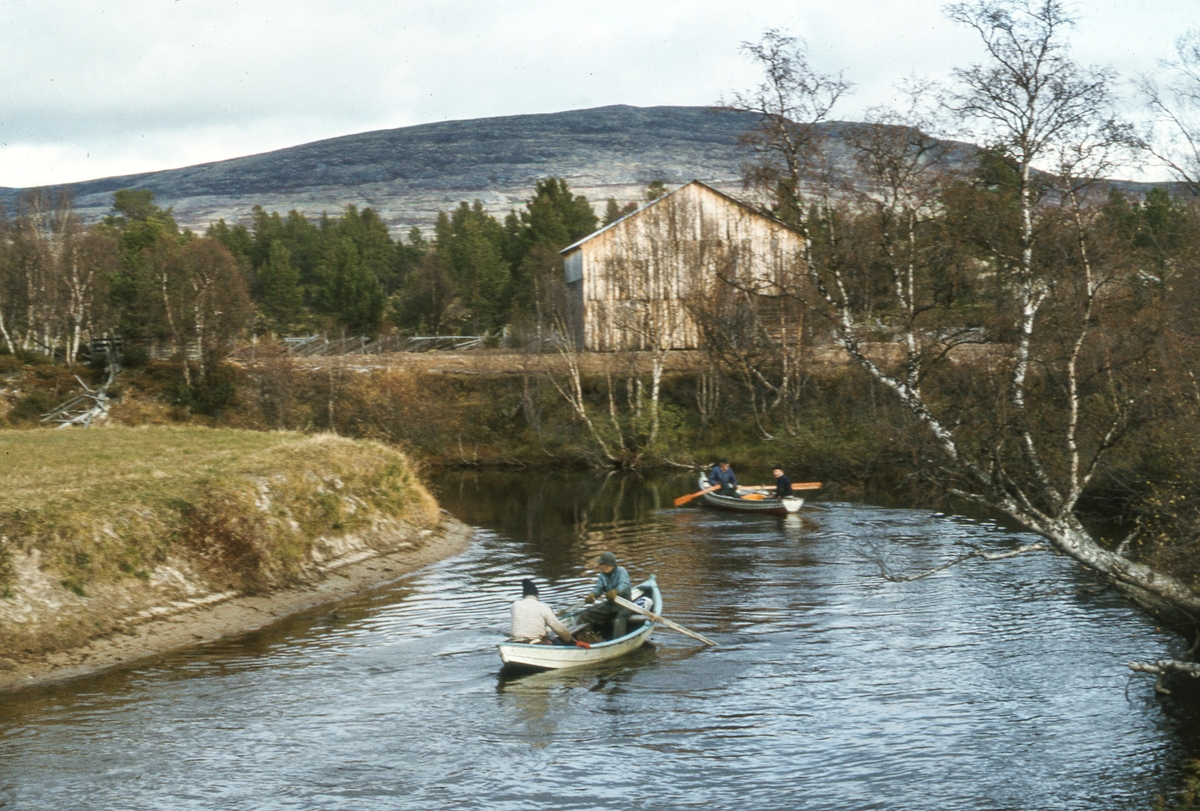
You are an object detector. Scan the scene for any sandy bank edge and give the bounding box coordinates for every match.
[0,515,475,693]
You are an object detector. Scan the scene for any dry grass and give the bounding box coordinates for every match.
[0,426,295,513]
[0,426,439,606]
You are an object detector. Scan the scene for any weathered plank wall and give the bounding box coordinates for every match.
[562,181,806,351]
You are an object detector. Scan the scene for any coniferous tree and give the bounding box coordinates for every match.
[645,180,668,201]
[258,241,304,332]
[313,236,384,334]
[505,178,598,319]
[207,219,254,266]
[336,205,396,291]
[392,226,426,296]
[103,190,186,344]
[603,197,638,226]
[435,202,511,333]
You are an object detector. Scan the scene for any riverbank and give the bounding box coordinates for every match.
[0,426,473,692]
[0,347,924,488]
[0,515,473,692]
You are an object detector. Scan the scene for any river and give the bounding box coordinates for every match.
[0,468,1196,810]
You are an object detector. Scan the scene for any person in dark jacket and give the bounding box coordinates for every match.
[708,458,740,497]
[772,467,794,499]
[577,551,634,639]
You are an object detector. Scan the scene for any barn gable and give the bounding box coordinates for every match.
[560,180,805,351]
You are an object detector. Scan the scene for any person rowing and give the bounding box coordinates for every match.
[577,552,633,639]
[708,458,740,498]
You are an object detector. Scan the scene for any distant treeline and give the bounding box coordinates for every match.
[206,177,626,338]
[0,177,647,385]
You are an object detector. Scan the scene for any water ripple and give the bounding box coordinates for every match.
[0,471,1194,810]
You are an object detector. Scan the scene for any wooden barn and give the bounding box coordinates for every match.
[560,180,806,351]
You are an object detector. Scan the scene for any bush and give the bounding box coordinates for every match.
[16,350,54,367]
[7,390,55,424]
[191,366,240,416]
[121,345,150,369]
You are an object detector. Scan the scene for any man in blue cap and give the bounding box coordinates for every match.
[578,551,633,639]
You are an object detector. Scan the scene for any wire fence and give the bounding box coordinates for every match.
[230,333,492,360]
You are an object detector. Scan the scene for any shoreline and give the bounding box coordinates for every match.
[0,515,475,694]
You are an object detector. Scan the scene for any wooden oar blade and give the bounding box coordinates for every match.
[674,487,715,506]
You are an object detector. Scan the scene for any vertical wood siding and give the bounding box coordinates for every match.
[562,181,805,351]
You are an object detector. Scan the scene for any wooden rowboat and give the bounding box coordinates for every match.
[497,576,661,670]
[697,475,804,516]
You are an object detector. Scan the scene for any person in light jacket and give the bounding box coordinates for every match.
[510,579,574,644]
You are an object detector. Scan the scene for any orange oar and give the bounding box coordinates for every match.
[674,486,717,506]
[741,481,823,492]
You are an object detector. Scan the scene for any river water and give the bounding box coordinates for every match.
[1,469,1197,810]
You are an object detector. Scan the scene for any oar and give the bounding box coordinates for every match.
[673,485,717,506]
[740,481,823,491]
[613,595,717,646]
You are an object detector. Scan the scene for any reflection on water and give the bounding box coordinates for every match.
[0,468,1196,810]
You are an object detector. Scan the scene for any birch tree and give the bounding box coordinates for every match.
[721,28,851,228]
[732,4,1200,622]
[0,212,14,355]
[545,192,715,466]
[1138,28,1200,195]
[0,194,117,362]
[149,236,251,386]
[7,190,70,357]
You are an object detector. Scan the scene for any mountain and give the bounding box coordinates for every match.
[0,105,1156,236]
[0,106,774,235]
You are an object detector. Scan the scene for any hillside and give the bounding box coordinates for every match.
[0,105,770,235]
[0,104,1157,237]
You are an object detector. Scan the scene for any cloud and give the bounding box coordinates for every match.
[0,0,1191,187]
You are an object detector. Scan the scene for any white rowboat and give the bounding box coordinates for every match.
[698,475,805,515]
[497,576,661,670]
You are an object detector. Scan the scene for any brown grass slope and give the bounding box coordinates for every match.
[0,427,441,659]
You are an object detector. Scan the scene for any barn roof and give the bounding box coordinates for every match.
[559,179,796,256]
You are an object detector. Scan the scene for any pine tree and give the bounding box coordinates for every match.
[258,241,304,332]
[436,202,512,333]
[314,236,384,335]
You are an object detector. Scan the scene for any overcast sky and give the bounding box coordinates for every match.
[0,0,1195,188]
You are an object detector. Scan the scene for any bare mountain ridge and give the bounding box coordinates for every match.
[0,105,1148,236]
[0,106,766,234]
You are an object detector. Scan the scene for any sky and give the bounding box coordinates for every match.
[0,0,1196,188]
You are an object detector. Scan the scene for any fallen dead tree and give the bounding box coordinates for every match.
[40,375,111,428]
[1128,659,1200,696]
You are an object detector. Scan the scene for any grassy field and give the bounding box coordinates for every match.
[0,426,298,513]
[0,427,439,623]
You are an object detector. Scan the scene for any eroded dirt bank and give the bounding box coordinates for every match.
[0,516,473,692]
[0,427,475,692]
